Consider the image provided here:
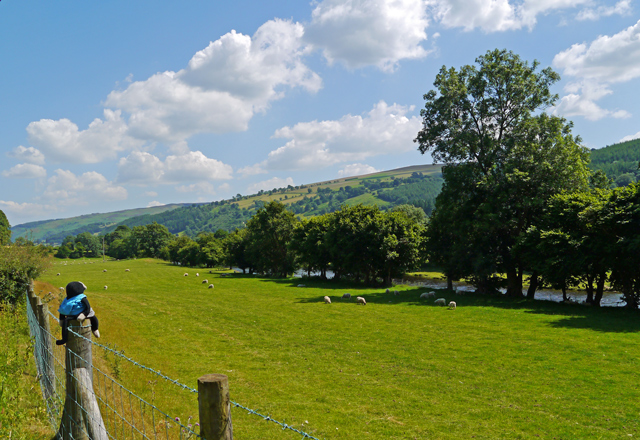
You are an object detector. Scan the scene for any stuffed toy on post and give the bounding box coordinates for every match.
[56,281,100,346]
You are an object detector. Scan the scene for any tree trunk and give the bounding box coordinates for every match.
[593,271,606,307]
[506,268,523,297]
[562,285,568,302]
[585,274,594,304]
[447,276,453,291]
[526,272,539,299]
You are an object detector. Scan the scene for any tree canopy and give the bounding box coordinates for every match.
[417,50,591,296]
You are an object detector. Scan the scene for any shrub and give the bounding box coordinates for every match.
[0,246,51,305]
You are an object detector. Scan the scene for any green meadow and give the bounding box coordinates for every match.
[35,258,640,439]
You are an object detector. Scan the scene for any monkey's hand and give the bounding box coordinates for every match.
[77,313,86,322]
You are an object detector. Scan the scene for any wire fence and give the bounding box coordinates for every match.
[25,288,323,440]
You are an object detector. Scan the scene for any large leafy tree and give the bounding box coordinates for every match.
[133,222,173,258]
[416,49,590,296]
[0,210,11,245]
[245,201,297,277]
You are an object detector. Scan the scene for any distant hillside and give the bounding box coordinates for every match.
[13,165,442,243]
[590,138,640,186]
[11,204,190,244]
[20,139,640,244]
[107,164,443,237]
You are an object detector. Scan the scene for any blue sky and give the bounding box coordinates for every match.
[1,0,639,226]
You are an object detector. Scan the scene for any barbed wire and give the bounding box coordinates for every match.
[42,299,324,440]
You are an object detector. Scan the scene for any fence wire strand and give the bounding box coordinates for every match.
[28,290,324,440]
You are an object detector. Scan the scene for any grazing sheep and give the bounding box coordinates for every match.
[125,269,130,272]
[104,286,108,290]
[103,269,107,273]
[208,284,214,289]
[394,290,400,296]
[202,279,208,284]
[356,296,367,305]
[324,296,331,304]
[184,273,188,276]
[342,293,351,299]
[434,298,446,306]
[56,273,61,276]
[196,273,199,277]
[385,288,390,293]
[297,284,306,287]
[448,301,457,310]
[420,292,435,299]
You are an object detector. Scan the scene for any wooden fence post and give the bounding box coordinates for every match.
[198,374,233,440]
[58,321,92,440]
[36,299,55,401]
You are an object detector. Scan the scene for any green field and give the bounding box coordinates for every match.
[35,258,640,439]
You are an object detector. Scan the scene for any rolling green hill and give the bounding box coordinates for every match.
[589,137,640,186]
[12,165,442,243]
[14,136,640,244]
[11,204,190,244]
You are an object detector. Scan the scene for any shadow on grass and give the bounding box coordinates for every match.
[218,273,640,333]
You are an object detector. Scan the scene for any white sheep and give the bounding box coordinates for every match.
[394,290,400,296]
[342,293,351,299]
[103,269,107,273]
[448,301,457,310]
[385,288,390,294]
[184,273,188,276]
[420,292,435,299]
[196,273,199,277]
[104,285,108,290]
[59,287,64,292]
[297,284,306,287]
[56,273,61,276]
[434,298,446,306]
[356,296,367,305]
[208,284,214,289]
[125,269,130,272]
[323,296,331,304]
[202,279,208,284]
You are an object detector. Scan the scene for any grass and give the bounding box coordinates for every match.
[0,302,54,439]
[36,258,640,439]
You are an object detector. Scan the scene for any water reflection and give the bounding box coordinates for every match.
[394,278,626,307]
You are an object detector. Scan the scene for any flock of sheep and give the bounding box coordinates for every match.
[55,263,457,310]
[322,288,457,309]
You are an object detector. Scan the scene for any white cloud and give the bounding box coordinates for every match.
[116,151,165,185]
[105,19,321,145]
[304,0,430,71]
[552,80,631,121]
[7,146,45,165]
[576,0,631,21]
[0,200,58,224]
[117,150,233,185]
[237,163,268,177]
[26,110,143,164]
[258,101,421,171]
[165,151,233,182]
[247,177,295,194]
[147,201,165,207]
[553,20,640,84]
[552,20,640,120]
[143,191,158,197]
[620,131,640,142]
[337,163,380,177]
[431,0,589,32]
[175,182,217,195]
[43,169,128,205]
[2,163,47,179]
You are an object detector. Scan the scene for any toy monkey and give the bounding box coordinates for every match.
[56,281,100,346]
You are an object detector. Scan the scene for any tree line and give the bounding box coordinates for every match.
[55,203,427,287]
